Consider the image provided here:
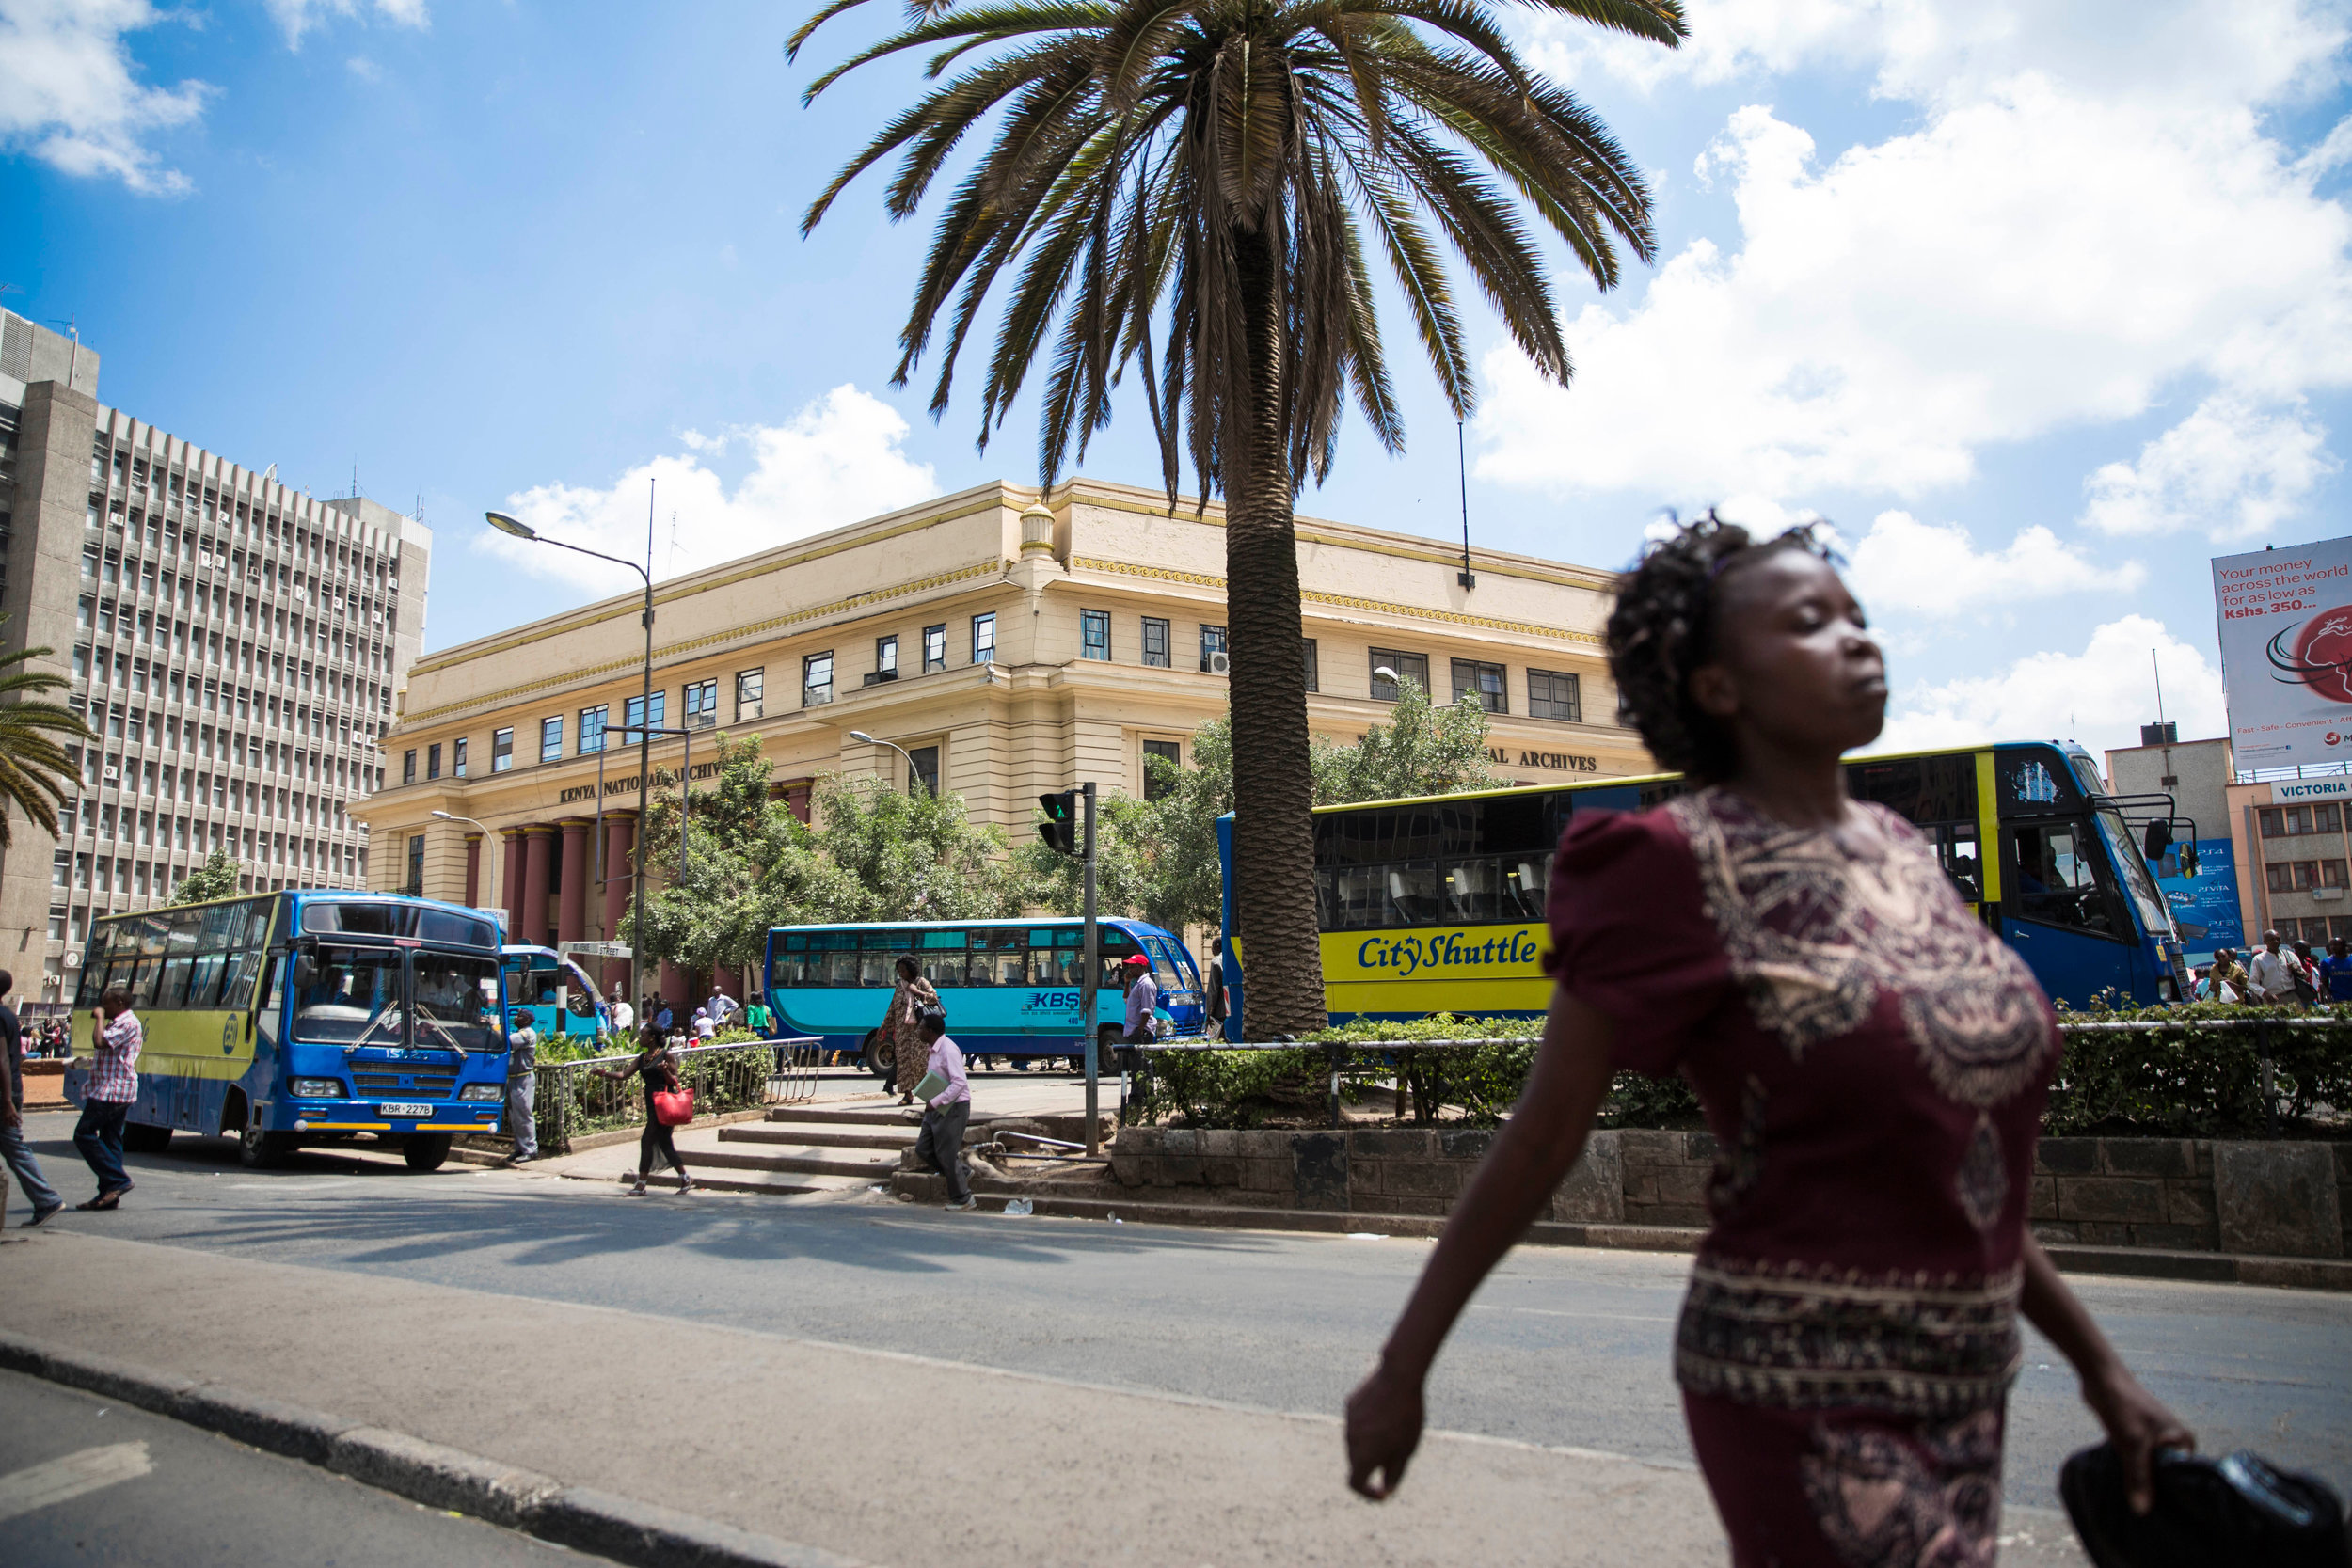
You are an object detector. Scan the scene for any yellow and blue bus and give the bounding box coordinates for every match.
[763,917,1207,1076]
[501,944,610,1043]
[68,890,511,1171]
[1217,739,2187,1024]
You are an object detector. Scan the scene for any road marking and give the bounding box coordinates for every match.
[1471,1305,1677,1323]
[0,1442,153,1523]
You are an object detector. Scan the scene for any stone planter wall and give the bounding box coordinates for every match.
[1105,1125,2352,1259]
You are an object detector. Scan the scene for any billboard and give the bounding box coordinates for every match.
[2145,837,2244,962]
[2213,537,2352,770]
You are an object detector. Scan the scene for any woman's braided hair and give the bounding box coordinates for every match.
[1605,511,1838,784]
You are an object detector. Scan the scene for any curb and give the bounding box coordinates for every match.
[0,1329,869,1568]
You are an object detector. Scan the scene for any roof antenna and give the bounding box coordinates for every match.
[2152,648,2166,726]
[1455,418,1475,590]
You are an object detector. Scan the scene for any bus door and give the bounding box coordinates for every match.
[1989,748,2140,1006]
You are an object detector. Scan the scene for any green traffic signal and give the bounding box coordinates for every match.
[1037,790,1079,855]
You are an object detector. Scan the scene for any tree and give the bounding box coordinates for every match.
[169,848,243,906]
[811,774,1030,923]
[1311,675,1497,803]
[796,0,1677,1035]
[0,622,96,847]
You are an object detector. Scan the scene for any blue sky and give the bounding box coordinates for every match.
[5,0,2351,758]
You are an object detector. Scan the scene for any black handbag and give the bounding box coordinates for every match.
[2060,1442,2348,1567]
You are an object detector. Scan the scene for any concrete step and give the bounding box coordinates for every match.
[688,1145,900,1179]
[593,1169,879,1198]
[724,1122,919,1151]
[763,1104,926,1128]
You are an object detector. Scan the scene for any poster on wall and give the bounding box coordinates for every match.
[2213,536,2352,770]
[2145,837,2245,961]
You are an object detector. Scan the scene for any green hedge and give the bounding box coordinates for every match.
[531,1037,775,1152]
[2046,999,2352,1136]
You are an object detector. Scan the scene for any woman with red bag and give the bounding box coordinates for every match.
[596,1023,694,1196]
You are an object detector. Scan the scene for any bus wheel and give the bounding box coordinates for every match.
[862,1030,892,1081]
[1097,1025,1123,1076]
[121,1122,172,1154]
[238,1120,294,1169]
[404,1134,453,1172]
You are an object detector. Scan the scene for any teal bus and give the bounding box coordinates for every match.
[763,918,1207,1077]
[501,944,610,1043]
[68,890,512,1171]
[1218,738,2187,1023]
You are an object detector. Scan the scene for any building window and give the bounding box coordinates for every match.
[623,690,665,745]
[1143,738,1182,801]
[873,636,898,683]
[684,678,718,729]
[803,651,834,706]
[402,749,417,785]
[1080,609,1111,661]
[1527,669,1582,722]
[1451,658,1507,714]
[907,744,940,798]
[406,833,424,896]
[2268,859,2350,893]
[540,716,563,763]
[1369,648,1428,700]
[923,624,946,673]
[1141,617,1170,669]
[492,728,514,773]
[2260,804,2343,836]
[580,705,609,755]
[1200,624,1228,673]
[735,669,764,721]
[972,613,995,664]
[453,737,469,778]
[426,742,443,780]
[1304,638,1319,693]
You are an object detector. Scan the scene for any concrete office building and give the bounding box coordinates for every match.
[355,476,1650,1000]
[0,310,430,1006]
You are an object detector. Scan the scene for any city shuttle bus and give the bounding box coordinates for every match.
[501,944,610,1043]
[69,890,512,1170]
[1217,739,2185,1024]
[764,917,1207,1076]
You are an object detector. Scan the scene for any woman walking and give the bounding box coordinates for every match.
[596,1023,693,1196]
[882,956,939,1108]
[1344,516,2189,1566]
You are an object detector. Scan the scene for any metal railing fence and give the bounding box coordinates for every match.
[532,1036,820,1154]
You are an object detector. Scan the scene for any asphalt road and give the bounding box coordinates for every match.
[0,1368,596,1567]
[8,1109,2350,1517]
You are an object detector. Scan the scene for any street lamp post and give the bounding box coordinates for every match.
[486,503,657,1010]
[847,730,925,795]
[429,809,490,906]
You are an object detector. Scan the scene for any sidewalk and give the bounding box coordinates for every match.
[0,1228,2092,1567]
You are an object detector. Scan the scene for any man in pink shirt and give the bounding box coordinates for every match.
[75,986,142,1211]
[911,1008,975,1211]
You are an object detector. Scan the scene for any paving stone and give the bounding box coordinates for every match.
[2215,1142,2345,1259]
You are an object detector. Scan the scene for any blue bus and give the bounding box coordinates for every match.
[68,890,512,1171]
[763,918,1207,1076]
[501,945,610,1043]
[1218,739,2186,1024]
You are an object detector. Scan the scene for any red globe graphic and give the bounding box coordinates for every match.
[2275,607,2352,704]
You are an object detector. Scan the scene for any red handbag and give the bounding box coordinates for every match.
[651,1087,694,1127]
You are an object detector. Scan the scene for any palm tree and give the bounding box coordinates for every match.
[0,625,94,847]
[796,0,1680,1035]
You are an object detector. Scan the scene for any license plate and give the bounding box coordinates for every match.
[380,1102,434,1119]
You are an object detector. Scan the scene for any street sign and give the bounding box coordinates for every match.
[2213,535,2352,770]
[558,941,633,958]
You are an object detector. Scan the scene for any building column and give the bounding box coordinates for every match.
[557,818,591,949]
[520,826,554,947]
[501,830,528,939]
[660,958,689,1018]
[601,812,636,997]
[463,834,483,908]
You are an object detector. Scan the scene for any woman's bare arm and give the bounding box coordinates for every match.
[1344,987,1620,1498]
[2019,1235,2192,1513]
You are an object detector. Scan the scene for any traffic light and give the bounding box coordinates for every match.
[1038,790,1080,855]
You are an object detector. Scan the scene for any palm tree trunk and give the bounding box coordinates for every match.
[1225,218,1327,1040]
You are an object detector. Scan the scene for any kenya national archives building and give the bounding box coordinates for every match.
[352,477,1652,990]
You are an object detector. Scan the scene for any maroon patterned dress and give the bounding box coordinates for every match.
[1548,787,2058,1568]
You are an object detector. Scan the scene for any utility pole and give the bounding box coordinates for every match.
[1080,782,1100,1155]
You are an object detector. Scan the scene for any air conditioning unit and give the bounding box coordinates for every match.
[1207,651,1232,676]
[65,950,81,967]
[103,766,119,782]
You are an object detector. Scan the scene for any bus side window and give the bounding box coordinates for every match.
[1940,823,1982,903]
[2005,821,2115,935]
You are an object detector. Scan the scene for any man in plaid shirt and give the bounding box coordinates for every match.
[73,985,141,1211]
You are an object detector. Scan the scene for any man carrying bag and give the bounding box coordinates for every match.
[910,1007,975,1211]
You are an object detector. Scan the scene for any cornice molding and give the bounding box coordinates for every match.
[1067,556,1603,647]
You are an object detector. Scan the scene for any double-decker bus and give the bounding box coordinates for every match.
[68,890,512,1171]
[763,918,1207,1076]
[1217,740,2186,1023]
[501,945,610,1043]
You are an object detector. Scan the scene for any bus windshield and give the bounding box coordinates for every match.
[2067,752,2176,942]
[414,953,503,1051]
[289,946,502,1051]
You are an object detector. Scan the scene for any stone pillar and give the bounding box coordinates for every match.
[501,831,528,938]
[557,818,591,949]
[463,834,483,908]
[520,826,554,947]
[601,812,636,996]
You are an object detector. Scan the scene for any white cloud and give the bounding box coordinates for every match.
[0,0,211,195]
[478,385,939,595]
[2079,395,2338,541]
[1478,75,2352,504]
[1872,614,2224,755]
[265,0,428,50]
[1845,511,2144,616]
